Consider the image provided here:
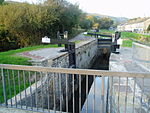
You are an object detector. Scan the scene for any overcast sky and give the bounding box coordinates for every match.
[67,0,150,19]
[5,0,150,18]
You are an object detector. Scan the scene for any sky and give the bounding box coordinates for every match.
[5,0,150,19]
[67,0,150,19]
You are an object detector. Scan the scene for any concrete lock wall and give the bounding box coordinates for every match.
[132,42,150,72]
[9,39,99,111]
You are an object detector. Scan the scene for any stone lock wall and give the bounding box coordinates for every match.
[43,39,98,110]
[11,39,98,111]
[34,39,98,69]
[76,40,98,69]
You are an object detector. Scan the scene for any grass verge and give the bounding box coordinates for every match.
[121,32,150,40]
[121,32,150,47]
[122,39,133,47]
[0,70,38,103]
[87,29,150,47]
[0,44,63,65]
[0,44,62,103]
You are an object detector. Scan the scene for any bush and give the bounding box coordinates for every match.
[0,1,83,51]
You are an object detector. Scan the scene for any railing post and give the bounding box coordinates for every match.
[101,76,105,113]
[106,77,110,113]
[109,77,113,113]
[1,68,8,106]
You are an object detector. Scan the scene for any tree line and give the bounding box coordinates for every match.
[80,15,114,30]
[0,0,114,51]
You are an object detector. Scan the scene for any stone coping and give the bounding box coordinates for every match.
[30,39,96,63]
[0,106,66,113]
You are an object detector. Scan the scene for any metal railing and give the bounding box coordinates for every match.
[0,64,150,113]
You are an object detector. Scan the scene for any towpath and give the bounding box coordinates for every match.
[18,33,95,61]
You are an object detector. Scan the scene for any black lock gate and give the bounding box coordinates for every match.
[48,39,76,68]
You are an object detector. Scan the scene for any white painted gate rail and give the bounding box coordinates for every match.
[0,64,150,113]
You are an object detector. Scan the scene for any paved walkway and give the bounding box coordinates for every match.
[109,47,150,113]
[19,47,66,61]
[0,106,65,113]
[110,47,149,73]
[19,33,95,61]
[0,107,39,113]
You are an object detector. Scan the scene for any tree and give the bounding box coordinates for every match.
[44,0,82,34]
[0,0,83,51]
[92,23,99,30]
[0,0,4,4]
[0,3,59,47]
[79,18,92,30]
[86,15,98,27]
[59,3,82,33]
[99,17,114,29]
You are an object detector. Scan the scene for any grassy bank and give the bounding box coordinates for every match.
[87,29,115,35]
[122,39,133,47]
[87,29,150,47]
[121,32,150,40]
[0,44,62,65]
[0,44,63,103]
[0,69,36,103]
[121,32,150,47]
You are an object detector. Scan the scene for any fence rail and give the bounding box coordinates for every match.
[0,64,150,113]
[0,64,149,77]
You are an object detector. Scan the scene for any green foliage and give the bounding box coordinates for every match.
[99,17,114,29]
[0,25,18,51]
[0,3,59,48]
[79,13,92,30]
[79,15,114,30]
[44,0,82,34]
[0,0,115,52]
[0,0,4,4]
[59,3,82,32]
[0,0,82,51]
[79,19,92,30]
[69,28,85,38]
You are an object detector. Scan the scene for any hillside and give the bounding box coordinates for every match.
[88,13,128,24]
[127,17,150,24]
